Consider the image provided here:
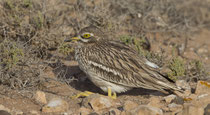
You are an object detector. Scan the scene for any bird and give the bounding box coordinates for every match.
[64,26,183,99]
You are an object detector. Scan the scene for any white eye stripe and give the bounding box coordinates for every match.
[90,33,94,36]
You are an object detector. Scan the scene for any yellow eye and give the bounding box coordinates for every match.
[82,34,91,38]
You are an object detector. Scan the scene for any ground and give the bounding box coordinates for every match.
[0,0,210,115]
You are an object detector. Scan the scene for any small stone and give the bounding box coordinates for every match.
[123,100,138,111]
[147,96,164,108]
[128,105,163,115]
[34,91,47,104]
[164,94,177,103]
[168,103,183,112]
[83,94,118,112]
[81,94,120,113]
[204,104,210,115]
[137,13,142,18]
[79,107,92,115]
[195,81,210,95]
[42,98,69,113]
[172,96,184,105]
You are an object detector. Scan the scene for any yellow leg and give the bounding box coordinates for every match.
[71,88,117,99]
[108,88,117,99]
[71,91,94,99]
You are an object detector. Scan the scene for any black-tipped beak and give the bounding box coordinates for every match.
[64,37,80,42]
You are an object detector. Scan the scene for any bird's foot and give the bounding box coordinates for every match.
[71,88,117,99]
[108,88,117,99]
[71,91,94,99]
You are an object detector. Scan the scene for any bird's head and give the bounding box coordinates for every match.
[65,26,104,43]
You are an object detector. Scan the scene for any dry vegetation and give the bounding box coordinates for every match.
[0,0,210,94]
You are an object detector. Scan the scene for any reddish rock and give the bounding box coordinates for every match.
[89,96,114,111]
[82,94,118,112]
[34,91,47,104]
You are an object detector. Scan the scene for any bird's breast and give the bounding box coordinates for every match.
[75,47,90,72]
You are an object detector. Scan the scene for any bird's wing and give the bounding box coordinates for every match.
[87,40,180,91]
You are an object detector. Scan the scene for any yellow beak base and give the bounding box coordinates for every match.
[64,37,80,42]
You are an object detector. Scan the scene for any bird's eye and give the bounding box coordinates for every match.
[82,33,91,39]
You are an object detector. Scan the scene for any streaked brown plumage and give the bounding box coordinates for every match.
[65,26,182,96]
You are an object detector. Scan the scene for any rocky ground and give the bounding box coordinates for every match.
[0,0,210,115]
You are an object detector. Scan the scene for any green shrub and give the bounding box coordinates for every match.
[0,41,24,69]
[168,57,185,81]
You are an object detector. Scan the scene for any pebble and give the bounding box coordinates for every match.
[89,95,115,111]
[42,98,69,113]
[82,94,118,112]
[34,90,47,104]
[164,94,177,103]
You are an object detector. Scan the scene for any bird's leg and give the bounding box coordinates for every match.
[71,88,117,99]
[108,87,117,99]
[71,91,94,99]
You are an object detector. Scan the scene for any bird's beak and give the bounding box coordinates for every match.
[64,37,80,42]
